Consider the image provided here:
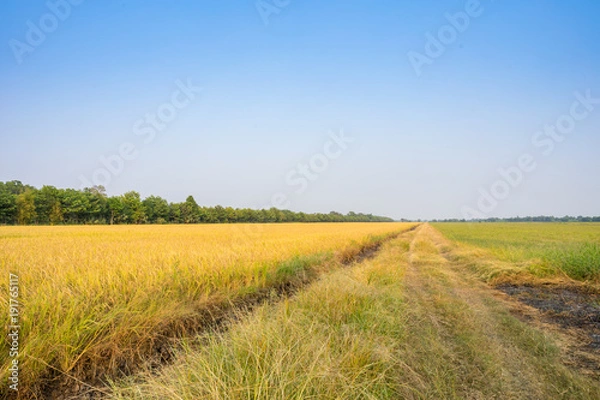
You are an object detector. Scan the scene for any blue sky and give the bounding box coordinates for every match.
[1,0,599,220]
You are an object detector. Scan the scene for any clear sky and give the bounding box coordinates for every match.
[1,0,599,220]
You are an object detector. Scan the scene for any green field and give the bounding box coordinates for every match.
[434,223,600,281]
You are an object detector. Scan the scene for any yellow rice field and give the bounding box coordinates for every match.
[0,222,413,396]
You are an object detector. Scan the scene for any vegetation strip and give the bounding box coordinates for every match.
[109,224,600,399]
[0,180,393,225]
[433,222,600,281]
[23,225,416,400]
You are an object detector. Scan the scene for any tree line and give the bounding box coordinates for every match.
[431,216,600,223]
[0,181,395,225]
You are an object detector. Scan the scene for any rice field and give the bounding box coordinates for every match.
[433,223,600,281]
[110,224,600,399]
[0,222,413,397]
[3,221,599,399]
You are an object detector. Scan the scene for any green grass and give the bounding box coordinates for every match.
[433,223,600,281]
[545,242,600,280]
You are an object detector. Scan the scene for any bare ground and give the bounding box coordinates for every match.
[494,282,600,379]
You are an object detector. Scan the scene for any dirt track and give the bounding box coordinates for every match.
[402,224,600,396]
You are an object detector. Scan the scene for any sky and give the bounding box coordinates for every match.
[1,0,599,220]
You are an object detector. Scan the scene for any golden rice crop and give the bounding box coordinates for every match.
[0,222,413,396]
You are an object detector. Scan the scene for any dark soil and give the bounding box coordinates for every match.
[496,283,600,376]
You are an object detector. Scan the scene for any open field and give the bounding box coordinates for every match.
[0,222,414,398]
[2,222,600,399]
[110,225,600,399]
[433,223,600,282]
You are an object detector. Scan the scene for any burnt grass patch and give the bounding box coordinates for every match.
[496,282,600,376]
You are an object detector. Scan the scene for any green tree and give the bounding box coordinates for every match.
[121,191,146,224]
[107,196,124,224]
[0,183,17,224]
[225,207,238,223]
[34,185,61,224]
[84,186,108,223]
[4,180,30,195]
[181,196,200,223]
[169,202,182,223]
[143,196,170,223]
[16,190,37,224]
[49,202,64,225]
[61,189,90,224]
[213,205,228,223]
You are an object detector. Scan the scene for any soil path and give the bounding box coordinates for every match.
[395,224,600,398]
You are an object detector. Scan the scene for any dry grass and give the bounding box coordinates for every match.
[110,225,600,399]
[0,222,413,397]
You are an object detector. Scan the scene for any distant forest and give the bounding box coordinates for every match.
[0,181,394,225]
[432,216,600,223]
